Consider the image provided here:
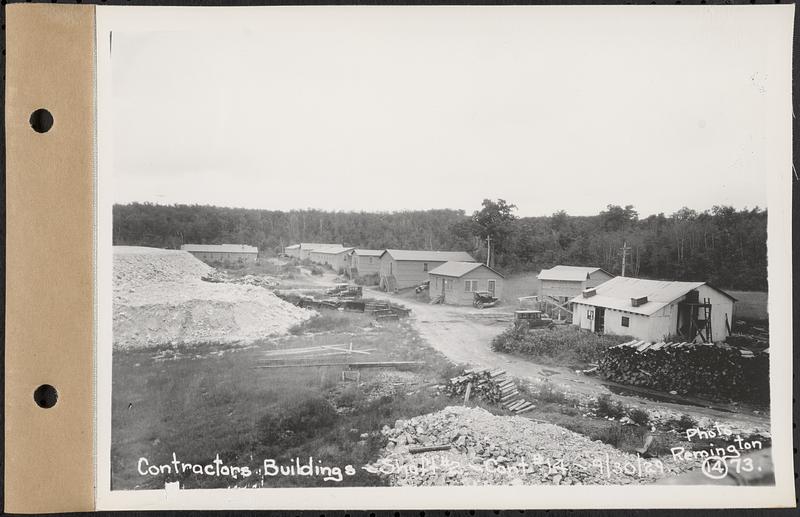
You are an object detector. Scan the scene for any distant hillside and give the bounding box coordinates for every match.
[113,202,767,291]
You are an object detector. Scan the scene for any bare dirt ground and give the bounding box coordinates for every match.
[363,287,770,434]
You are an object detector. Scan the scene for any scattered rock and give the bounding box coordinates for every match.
[366,406,702,487]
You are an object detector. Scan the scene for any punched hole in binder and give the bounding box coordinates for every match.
[29,108,53,133]
[33,384,58,408]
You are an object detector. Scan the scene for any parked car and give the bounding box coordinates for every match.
[325,283,350,295]
[473,291,499,309]
[325,283,362,299]
[514,309,554,329]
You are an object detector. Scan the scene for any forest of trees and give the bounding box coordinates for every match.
[113,201,768,291]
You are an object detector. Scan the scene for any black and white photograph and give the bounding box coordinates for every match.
[94,5,794,509]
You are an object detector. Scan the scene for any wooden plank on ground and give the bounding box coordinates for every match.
[507,400,525,410]
[255,361,425,369]
[409,445,451,454]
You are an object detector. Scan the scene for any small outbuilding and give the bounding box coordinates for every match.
[570,276,736,343]
[428,262,504,306]
[537,265,614,302]
[379,249,476,291]
[180,244,258,265]
[350,249,383,277]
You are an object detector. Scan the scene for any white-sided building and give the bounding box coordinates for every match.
[428,261,504,306]
[537,265,614,303]
[307,246,354,271]
[351,249,383,276]
[284,242,342,260]
[180,244,258,265]
[571,276,736,343]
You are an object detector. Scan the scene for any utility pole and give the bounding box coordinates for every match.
[486,234,492,267]
[620,241,632,277]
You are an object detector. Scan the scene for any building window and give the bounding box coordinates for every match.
[446,279,453,291]
[423,262,428,272]
[369,257,373,264]
[621,316,630,327]
[465,280,478,292]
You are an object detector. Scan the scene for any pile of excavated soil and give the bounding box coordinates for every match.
[113,246,314,349]
[366,406,701,486]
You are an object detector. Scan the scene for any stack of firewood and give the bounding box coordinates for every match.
[446,369,504,403]
[598,340,769,403]
[445,368,534,413]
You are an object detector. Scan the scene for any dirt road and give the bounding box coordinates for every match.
[365,288,770,432]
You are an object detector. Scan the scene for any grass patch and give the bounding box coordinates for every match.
[595,394,626,419]
[289,312,355,335]
[530,381,569,404]
[664,414,698,433]
[255,393,339,446]
[628,407,651,426]
[523,402,672,457]
[491,326,632,367]
[111,315,457,490]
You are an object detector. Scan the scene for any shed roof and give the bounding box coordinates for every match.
[353,249,384,257]
[537,265,612,282]
[299,242,341,250]
[181,244,258,254]
[428,261,504,279]
[570,276,734,316]
[284,244,301,250]
[380,249,475,262]
[309,246,354,255]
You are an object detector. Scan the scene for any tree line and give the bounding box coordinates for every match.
[113,201,767,291]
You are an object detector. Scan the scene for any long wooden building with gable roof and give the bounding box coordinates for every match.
[378,249,475,291]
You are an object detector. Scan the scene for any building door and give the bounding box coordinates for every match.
[594,307,605,333]
[488,280,496,296]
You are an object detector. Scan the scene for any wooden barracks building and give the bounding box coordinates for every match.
[428,261,505,306]
[379,249,475,291]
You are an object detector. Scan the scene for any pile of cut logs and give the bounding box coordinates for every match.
[445,368,534,414]
[276,291,410,320]
[598,340,769,403]
[365,301,411,321]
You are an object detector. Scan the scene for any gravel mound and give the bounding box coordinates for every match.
[367,406,700,486]
[113,246,314,349]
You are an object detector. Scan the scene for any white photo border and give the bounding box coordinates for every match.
[94,5,796,509]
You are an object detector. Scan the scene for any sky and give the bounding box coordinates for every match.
[109,7,788,217]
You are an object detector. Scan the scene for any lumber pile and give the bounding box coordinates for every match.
[365,301,399,321]
[276,292,410,320]
[598,340,769,403]
[445,368,535,414]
